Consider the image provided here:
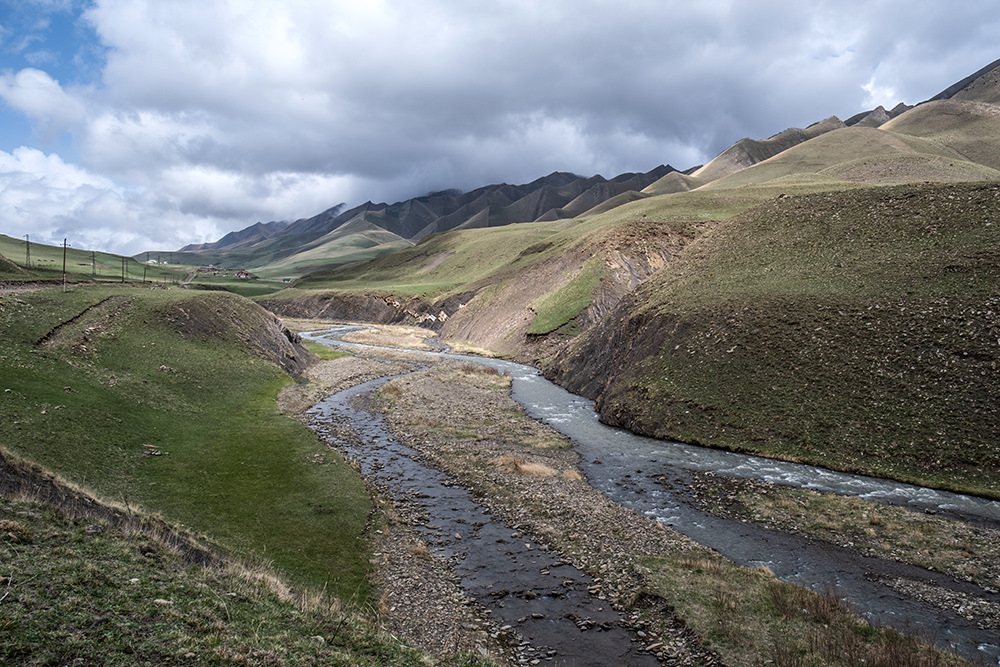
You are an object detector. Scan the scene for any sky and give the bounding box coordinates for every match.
[0,0,998,256]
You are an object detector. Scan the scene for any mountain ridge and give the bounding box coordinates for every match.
[172,166,675,272]
[170,58,1000,279]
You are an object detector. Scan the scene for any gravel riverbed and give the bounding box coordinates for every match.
[286,332,983,665]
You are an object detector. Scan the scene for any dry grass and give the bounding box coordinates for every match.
[488,455,580,480]
[340,324,439,350]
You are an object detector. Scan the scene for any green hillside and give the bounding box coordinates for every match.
[252,218,414,279]
[0,250,27,277]
[264,85,1000,501]
[550,181,1000,498]
[0,234,190,284]
[0,285,374,597]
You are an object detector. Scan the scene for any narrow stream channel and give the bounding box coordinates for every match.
[304,328,1000,664]
[308,375,661,666]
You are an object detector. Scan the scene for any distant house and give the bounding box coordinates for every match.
[236,270,252,279]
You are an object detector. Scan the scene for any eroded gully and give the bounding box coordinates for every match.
[303,328,1000,664]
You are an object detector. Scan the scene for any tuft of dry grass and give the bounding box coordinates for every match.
[488,455,579,480]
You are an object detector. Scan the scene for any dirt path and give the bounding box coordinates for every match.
[0,281,54,295]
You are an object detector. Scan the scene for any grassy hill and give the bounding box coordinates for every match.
[262,74,1000,500]
[0,234,190,284]
[173,167,673,279]
[548,181,1000,498]
[0,486,426,665]
[0,284,377,597]
[0,250,28,277]
[263,177,863,356]
[701,125,1000,189]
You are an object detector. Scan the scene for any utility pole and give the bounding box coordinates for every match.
[92,250,96,277]
[142,263,147,283]
[121,257,126,283]
[62,239,68,291]
[24,234,31,268]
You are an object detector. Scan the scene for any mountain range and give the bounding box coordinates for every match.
[173,165,678,276]
[173,57,1000,280]
[256,56,1000,503]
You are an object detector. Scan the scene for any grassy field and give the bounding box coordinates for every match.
[0,284,374,598]
[185,272,291,298]
[559,181,1000,498]
[0,234,191,284]
[0,496,432,666]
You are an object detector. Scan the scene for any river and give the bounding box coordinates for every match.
[304,327,1000,664]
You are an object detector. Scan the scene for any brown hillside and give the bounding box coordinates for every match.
[691,116,845,183]
[883,99,1000,171]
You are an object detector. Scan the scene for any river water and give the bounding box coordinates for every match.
[308,373,662,665]
[304,328,1000,663]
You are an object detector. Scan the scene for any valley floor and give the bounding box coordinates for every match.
[284,323,997,666]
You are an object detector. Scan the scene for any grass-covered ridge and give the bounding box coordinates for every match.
[527,258,604,335]
[0,284,373,597]
[553,181,1000,498]
[0,496,428,666]
[0,233,190,284]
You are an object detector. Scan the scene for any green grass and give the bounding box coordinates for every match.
[303,340,352,360]
[0,233,192,284]
[527,258,603,334]
[0,285,373,598]
[187,273,290,298]
[289,222,568,299]
[0,497,430,666]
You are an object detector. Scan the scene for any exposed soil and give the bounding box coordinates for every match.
[0,281,50,295]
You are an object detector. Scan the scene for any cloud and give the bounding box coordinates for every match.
[0,68,87,139]
[0,146,359,253]
[0,0,998,254]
